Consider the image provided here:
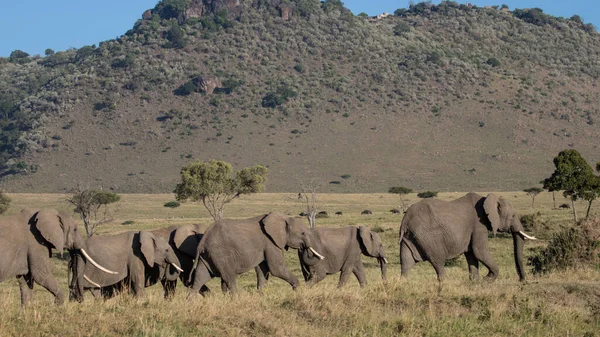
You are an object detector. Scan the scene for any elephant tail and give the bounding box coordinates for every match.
[398,213,409,244]
[188,234,207,284]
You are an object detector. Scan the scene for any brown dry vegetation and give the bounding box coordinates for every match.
[1,2,599,193]
[0,192,599,336]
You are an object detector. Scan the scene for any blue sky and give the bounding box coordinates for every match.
[1,1,598,57]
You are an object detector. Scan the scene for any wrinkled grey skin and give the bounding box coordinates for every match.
[399,193,528,281]
[151,225,267,298]
[69,230,181,301]
[0,209,86,305]
[190,212,319,295]
[299,226,387,287]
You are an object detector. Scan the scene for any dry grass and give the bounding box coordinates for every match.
[1,192,599,336]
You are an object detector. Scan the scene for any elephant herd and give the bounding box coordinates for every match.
[0,192,537,305]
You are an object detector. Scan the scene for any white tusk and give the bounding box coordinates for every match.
[84,274,101,288]
[382,257,388,264]
[81,249,119,275]
[518,231,538,240]
[308,247,325,260]
[171,263,184,273]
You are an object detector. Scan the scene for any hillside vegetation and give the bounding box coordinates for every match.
[0,0,599,193]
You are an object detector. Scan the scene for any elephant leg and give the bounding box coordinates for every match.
[162,279,177,299]
[256,262,269,292]
[190,263,212,297]
[352,260,367,288]
[472,246,499,280]
[221,275,237,295]
[130,272,145,297]
[17,273,34,306]
[90,288,102,299]
[337,267,354,288]
[265,249,299,290]
[220,279,229,293]
[308,266,326,286]
[429,258,446,281]
[400,242,416,277]
[464,251,480,281]
[30,260,64,305]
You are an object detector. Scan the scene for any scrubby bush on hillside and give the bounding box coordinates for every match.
[262,84,297,108]
[528,218,600,274]
[0,191,10,215]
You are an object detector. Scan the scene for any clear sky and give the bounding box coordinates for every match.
[1,1,598,57]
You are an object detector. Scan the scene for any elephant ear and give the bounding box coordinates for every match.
[32,209,65,253]
[173,225,200,257]
[139,231,156,266]
[358,226,375,256]
[260,212,287,250]
[483,193,500,235]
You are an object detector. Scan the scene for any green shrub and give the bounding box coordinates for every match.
[417,191,438,198]
[486,58,501,67]
[0,191,11,215]
[121,220,135,225]
[262,84,297,108]
[528,219,600,274]
[393,22,411,35]
[164,201,181,208]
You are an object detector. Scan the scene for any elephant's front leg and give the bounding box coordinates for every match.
[256,262,269,292]
[30,258,64,305]
[17,273,34,306]
[264,247,299,289]
[352,259,367,288]
[464,251,480,281]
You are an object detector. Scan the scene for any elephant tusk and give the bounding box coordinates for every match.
[171,263,184,273]
[518,231,537,240]
[83,274,102,288]
[308,247,325,260]
[81,249,119,275]
[382,257,388,264]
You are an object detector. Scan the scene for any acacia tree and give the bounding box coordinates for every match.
[388,186,413,211]
[0,191,10,215]
[67,187,121,237]
[542,150,597,221]
[174,160,268,221]
[524,187,543,208]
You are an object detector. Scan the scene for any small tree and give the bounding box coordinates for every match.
[389,186,413,211]
[0,191,10,215]
[297,179,320,228]
[417,191,438,198]
[67,187,121,237]
[524,187,543,208]
[174,160,268,221]
[543,149,597,221]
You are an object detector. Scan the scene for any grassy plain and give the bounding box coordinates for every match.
[0,192,599,336]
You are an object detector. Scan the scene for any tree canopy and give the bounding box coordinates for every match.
[542,149,600,220]
[0,191,10,215]
[524,187,543,208]
[67,188,121,237]
[174,159,268,220]
[417,191,438,198]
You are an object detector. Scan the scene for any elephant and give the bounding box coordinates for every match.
[399,193,537,282]
[69,230,183,301]
[190,212,324,295]
[0,209,115,305]
[151,225,267,298]
[298,226,387,287]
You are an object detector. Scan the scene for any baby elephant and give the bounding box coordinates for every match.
[298,226,387,288]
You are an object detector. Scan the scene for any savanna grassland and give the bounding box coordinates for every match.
[0,192,599,336]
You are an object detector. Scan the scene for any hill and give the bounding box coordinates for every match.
[0,0,599,193]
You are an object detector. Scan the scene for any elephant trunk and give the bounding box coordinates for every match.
[68,251,85,302]
[301,247,322,267]
[166,250,184,276]
[378,256,387,281]
[512,232,526,282]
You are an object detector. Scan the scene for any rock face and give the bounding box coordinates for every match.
[185,0,244,19]
[198,76,222,94]
[142,9,153,20]
[185,0,204,19]
[280,3,293,21]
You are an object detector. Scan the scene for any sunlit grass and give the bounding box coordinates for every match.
[0,192,599,336]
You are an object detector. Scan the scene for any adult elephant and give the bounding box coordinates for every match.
[69,230,183,301]
[190,212,324,295]
[0,209,115,305]
[298,226,388,287]
[399,193,537,281]
[153,225,267,298]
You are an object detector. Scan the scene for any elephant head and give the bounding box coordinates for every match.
[483,193,535,281]
[140,231,183,275]
[358,226,387,281]
[169,224,203,284]
[260,212,324,258]
[28,209,84,256]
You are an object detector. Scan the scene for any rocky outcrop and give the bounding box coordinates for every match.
[198,76,222,94]
[280,3,293,21]
[185,0,205,19]
[142,9,153,20]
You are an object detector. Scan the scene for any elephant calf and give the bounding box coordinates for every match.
[70,230,183,301]
[298,226,388,288]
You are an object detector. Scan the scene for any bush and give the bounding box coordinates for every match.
[121,220,135,225]
[166,23,187,49]
[528,219,600,275]
[164,201,181,208]
[417,191,438,198]
[393,22,411,35]
[486,58,501,67]
[261,84,297,108]
[0,191,10,215]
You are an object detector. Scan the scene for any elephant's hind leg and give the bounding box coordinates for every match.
[400,242,416,277]
[337,267,353,288]
[190,263,212,297]
[17,273,34,306]
[464,251,480,281]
